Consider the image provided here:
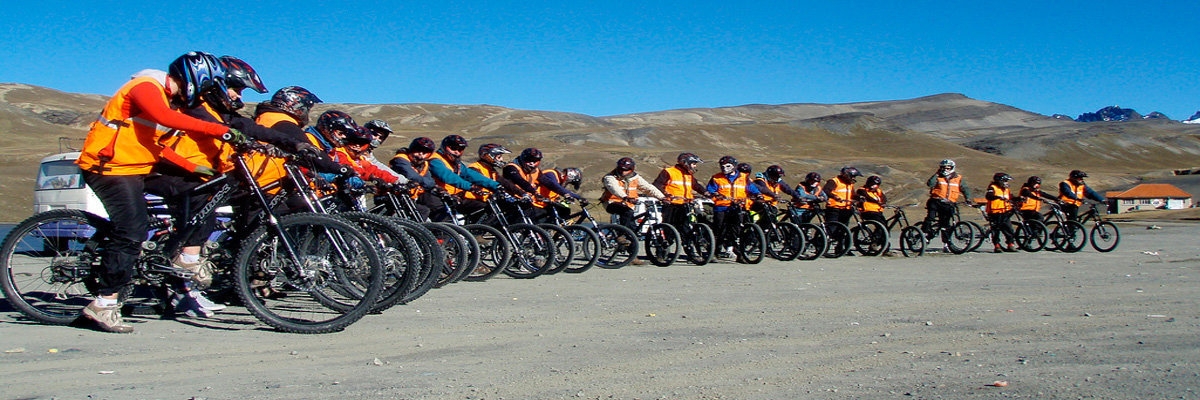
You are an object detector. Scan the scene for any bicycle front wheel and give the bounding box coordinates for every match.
[645,223,682,267]
[852,220,889,256]
[0,209,109,325]
[562,225,601,273]
[503,223,556,279]
[538,224,576,274]
[595,224,639,269]
[462,224,511,281]
[735,223,766,264]
[1090,221,1120,252]
[681,223,715,266]
[822,221,851,258]
[766,222,804,261]
[796,223,827,261]
[235,213,383,334]
[945,221,976,255]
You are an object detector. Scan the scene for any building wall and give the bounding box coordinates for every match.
[1112,197,1193,213]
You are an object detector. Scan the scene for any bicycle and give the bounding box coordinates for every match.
[964,203,1047,253]
[751,203,804,262]
[912,201,977,255]
[782,202,829,261]
[881,204,927,257]
[1076,202,1121,252]
[1041,203,1088,253]
[709,197,765,264]
[565,202,639,269]
[627,197,682,267]
[1,142,385,333]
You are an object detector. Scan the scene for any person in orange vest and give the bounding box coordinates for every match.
[1058,170,1106,221]
[360,120,406,184]
[750,165,803,227]
[790,172,828,223]
[855,175,887,226]
[602,157,665,232]
[706,156,762,257]
[653,152,707,233]
[426,135,504,222]
[73,52,247,333]
[985,173,1019,253]
[822,166,862,225]
[501,148,548,220]
[389,137,439,219]
[460,143,527,224]
[536,167,585,223]
[923,159,972,242]
[1016,176,1058,222]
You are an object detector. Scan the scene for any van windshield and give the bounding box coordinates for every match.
[37,160,84,190]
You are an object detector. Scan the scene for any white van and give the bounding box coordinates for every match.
[34,152,108,217]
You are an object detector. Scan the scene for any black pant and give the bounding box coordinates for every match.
[146,164,214,249]
[1019,210,1042,222]
[606,202,637,233]
[1061,203,1080,221]
[418,191,444,222]
[83,172,148,296]
[924,198,956,241]
[825,207,854,225]
[988,211,1016,246]
[713,208,743,249]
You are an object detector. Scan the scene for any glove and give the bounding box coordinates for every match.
[194,165,218,177]
[294,142,321,158]
[222,128,248,145]
[345,176,365,189]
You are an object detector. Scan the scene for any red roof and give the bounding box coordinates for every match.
[1105,183,1193,199]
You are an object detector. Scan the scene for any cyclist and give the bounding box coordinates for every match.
[790,172,827,223]
[389,137,439,219]
[361,120,406,184]
[1058,170,1106,221]
[460,143,526,223]
[334,126,407,188]
[653,153,707,233]
[601,157,665,232]
[74,52,246,333]
[751,165,803,226]
[706,156,762,257]
[855,175,887,226]
[823,166,862,225]
[537,166,586,222]
[426,135,504,221]
[502,148,548,220]
[985,173,1019,253]
[923,159,972,242]
[1016,176,1058,222]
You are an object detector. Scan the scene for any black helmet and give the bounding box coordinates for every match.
[316,111,357,146]
[677,152,702,164]
[441,135,468,152]
[1069,170,1087,179]
[866,175,882,186]
[269,86,322,124]
[765,165,785,181]
[168,51,227,110]
[616,157,635,171]
[343,126,375,146]
[219,56,266,94]
[562,168,582,189]
[993,172,1013,182]
[518,148,543,163]
[840,166,862,178]
[737,163,752,174]
[804,172,822,183]
[1027,176,1042,186]
[408,137,436,153]
[478,143,511,167]
[364,120,392,142]
[718,156,738,166]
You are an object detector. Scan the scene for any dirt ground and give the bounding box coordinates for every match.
[1,221,1198,399]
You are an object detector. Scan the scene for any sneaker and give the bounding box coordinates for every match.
[631,259,646,266]
[171,291,214,318]
[193,291,226,312]
[80,301,134,333]
[174,255,213,290]
[1006,243,1018,252]
[993,245,1004,254]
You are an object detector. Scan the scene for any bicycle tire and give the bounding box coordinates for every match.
[765,222,804,261]
[735,223,766,264]
[462,224,512,281]
[562,225,601,273]
[852,220,889,256]
[1089,221,1120,252]
[898,226,926,257]
[822,221,851,258]
[796,223,827,261]
[595,224,639,269]
[1016,220,1047,252]
[0,209,108,325]
[945,221,976,255]
[440,223,481,283]
[682,223,715,266]
[966,221,986,252]
[538,224,576,275]
[645,223,682,267]
[1052,220,1088,253]
[235,212,383,334]
[388,219,440,304]
[335,212,420,313]
[424,222,471,288]
[502,223,556,279]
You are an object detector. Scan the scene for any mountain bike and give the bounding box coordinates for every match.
[629,197,682,267]
[1041,203,1087,253]
[1077,202,1120,252]
[783,202,828,261]
[881,204,926,257]
[564,202,639,269]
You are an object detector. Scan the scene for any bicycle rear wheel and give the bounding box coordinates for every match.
[796,223,827,261]
[235,213,383,334]
[681,223,715,266]
[1048,221,1087,253]
[441,223,480,283]
[424,222,471,288]
[735,223,766,264]
[766,222,804,261]
[562,225,601,273]
[462,224,511,281]
[0,210,108,325]
[538,224,576,274]
[388,219,440,304]
[1015,220,1047,252]
[822,221,851,258]
[898,226,926,257]
[1090,221,1120,252]
[503,223,555,278]
[852,220,889,256]
[945,221,976,255]
[335,212,420,313]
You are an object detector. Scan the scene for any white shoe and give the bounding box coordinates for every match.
[171,291,214,318]
[193,291,226,312]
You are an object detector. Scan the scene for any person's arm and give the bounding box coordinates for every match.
[225,114,302,149]
[652,169,671,191]
[744,178,761,195]
[958,178,971,201]
[539,171,582,199]
[602,174,625,197]
[364,153,407,183]
[822,180,841,201]
[389,157,436,188]
[1059,181,1078,200]
[635,175,665,199]
[927,174,940,188]
[127,81,228,137]
[705,177,720,195]
[502,165,539,194]
[778,181,802,199]
[428,158,474,190]
[459,164,500,190]
[751,179,774,199]
[792,185,818,202]
[1084,186,1106,202]
[985,185,1001,201]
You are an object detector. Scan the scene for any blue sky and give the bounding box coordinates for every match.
[3,1,1197,119]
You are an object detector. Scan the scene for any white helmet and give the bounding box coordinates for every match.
[939,159,956,169]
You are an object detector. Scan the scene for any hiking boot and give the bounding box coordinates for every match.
[80,301,134,333]
[615,236,632,246]
[174,255,213,290]
[193,291,226,312]
[1006,243,1018,252]
[631,259,646,266]
[993,245,1004,254]
[171,291,214,318]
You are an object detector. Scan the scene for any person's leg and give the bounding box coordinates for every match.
[80,172,146,332]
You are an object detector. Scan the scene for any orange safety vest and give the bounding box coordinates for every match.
[986,184,1013,214]
[428,152,464,196]
[600,174,639,208]
[76,77,173,175]
[859,188,884,213]
[507,163,542,206]
[241,112,298,194]
[159,102,233,174]
[793,185,823,209]
[1059,180,1085,206]
[712,173,750,210]
[1019,186,1042,211]
[930,174,962,202]
[536,170,568,205]
[827,178,854,209]
[661,166,694,204]
[464,161,494,201]
[393,153,430,199]
[756,179,782,207]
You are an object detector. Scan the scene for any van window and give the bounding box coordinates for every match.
[37,160,84,190]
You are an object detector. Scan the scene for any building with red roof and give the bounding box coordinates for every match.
[1105,183,1193,213]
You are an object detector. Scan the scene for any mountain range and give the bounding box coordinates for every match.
[1,83,1198,221]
